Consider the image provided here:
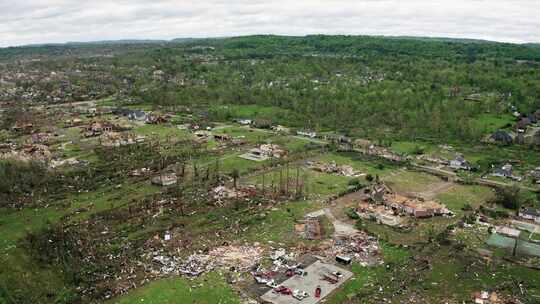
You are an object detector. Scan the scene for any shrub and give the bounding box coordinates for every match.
[346,208,360,220]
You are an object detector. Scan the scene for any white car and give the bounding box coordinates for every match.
[266,279,278,289]
[293,290,309,300]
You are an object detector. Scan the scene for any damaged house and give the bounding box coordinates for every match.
[362,183,452,219]
[239,144,287,161]
[491,163,522,181]
[83,121,117,137]
[151,172,178,186]
[449,155,472,171]
[519,208,540,224]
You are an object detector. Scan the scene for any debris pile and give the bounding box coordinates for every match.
[240,144,287,161]
[152,254,183,274]
[151,173,178,186]
[471,290,502,304]
[212,186,257,204]
[129,167,152,177]
[0,144,52,163]
[209,245,264,271]
[309,161,363,177]
[295,217,324,240]
[179,254,216,276]
[149,245,264,278]
[325,232,382,266]
[50,157,85,168]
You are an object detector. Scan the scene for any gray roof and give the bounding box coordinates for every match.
[521,208,540,217]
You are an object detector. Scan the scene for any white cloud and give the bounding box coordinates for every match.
[1,0,539,47]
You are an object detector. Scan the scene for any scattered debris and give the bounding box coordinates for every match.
[308,161,364,177]
[240,144,287,161]
[151,173,178,186]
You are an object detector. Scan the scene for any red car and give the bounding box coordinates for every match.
[273,285,293,295]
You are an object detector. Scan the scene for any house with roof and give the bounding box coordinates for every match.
[128,110,148,121]
[519,208,540,224]
[114,108,148,121]
[449,155,472,171]
[530,167,540,183]
[516,117,532,133]
[491,163,522,181]
[488,130,514,145]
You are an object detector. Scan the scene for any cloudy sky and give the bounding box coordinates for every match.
[1,0,539,47]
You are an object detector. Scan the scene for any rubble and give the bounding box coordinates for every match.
[212,185,257,204]
[295,217,324,240]
[239,144,287,161]
[148,245,264,278]
[208,245,265,271]
[0,144,53,163]
[324,232,383,266]
[179,254,216,276]
[308,161,364,177]
[49,157,85,168]
[151,173,178,186]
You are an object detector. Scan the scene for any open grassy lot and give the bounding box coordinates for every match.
[247,167,352,199]
[471,113,515,135]
[326,242,411,304]
[382,170,442,194]
[133,124,193,140]
[241,199,326,245]
[212,126,275,143]
[109,272,241,304]
[209,104,294,125]
[435,184,495,216]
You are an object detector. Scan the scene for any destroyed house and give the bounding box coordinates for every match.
[151,173,178,186]
[84,122,116,137]
[495,226,521,238]
[11,122,34,132]
[213,134,231,141]
[145,115,168,124]
[382,193,449,218]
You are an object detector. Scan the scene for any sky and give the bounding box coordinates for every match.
[1,0,539,47]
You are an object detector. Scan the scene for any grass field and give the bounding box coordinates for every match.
[109,272,241,304]
[436,184,495,216]
[471,113,515,135]
[382,170,442,194]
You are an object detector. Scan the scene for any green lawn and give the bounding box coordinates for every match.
[210,104,293,124]
[212,126,274,144]
[382,170,442,194]
[109,272,240,304]
[134,124,192,140]
[247,167,352,198]
[241,199,324,245]
[326,242,410,304]
[436,184,494,216]
[471,113,514,135]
